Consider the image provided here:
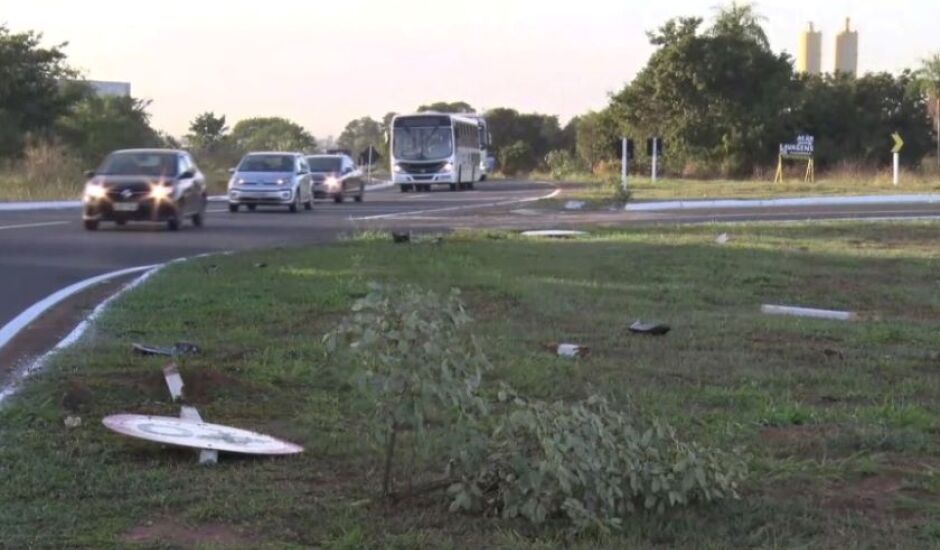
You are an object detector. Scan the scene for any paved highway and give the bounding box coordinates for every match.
[3,180,940,365]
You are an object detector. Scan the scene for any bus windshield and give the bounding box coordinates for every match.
[393,126,453,161]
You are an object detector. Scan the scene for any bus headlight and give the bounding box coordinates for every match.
[393,164,404,173]
[441,162,454,173]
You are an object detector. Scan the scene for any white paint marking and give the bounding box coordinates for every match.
[353,188,561,221]
[762,305,857,321]
[0,221,69,231]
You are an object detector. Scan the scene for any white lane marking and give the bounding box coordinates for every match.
[0,264,165,407]
[0,264,159,354]
[627,194,940,212]
[352,188,561,221]
[0,221,69,231]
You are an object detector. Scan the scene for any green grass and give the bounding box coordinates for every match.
[3,222,940,547]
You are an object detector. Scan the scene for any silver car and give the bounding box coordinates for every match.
[227,152,314,213]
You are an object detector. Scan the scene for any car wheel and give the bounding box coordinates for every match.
[115,219,127,226]
[229,204,239,213]
[167,217,181,231]
[305,199,313,211]
[83,220,99,231]
[248,204,257,212]
[468,181,475,190]
[333,194,344,204]
[449,183,457,192]
[400,185,412,193]
[289,192,300,213]
[192,211,204,227]
[355,187,364,202]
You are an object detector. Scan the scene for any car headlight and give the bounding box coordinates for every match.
[84,182,107,200]
[276,178,290,186]
[149,184,172,201]
[441,162,454,173]
[325,176,340,189]
[393,164,403,173]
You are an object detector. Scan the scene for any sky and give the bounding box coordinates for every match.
[3,0,938,139]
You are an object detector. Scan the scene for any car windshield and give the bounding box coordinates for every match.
[238,155,295,173]
[393,126,453,161]
[98,152,178,177]
[307,157,342,172]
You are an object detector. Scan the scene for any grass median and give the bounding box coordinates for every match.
[2,222,940,547]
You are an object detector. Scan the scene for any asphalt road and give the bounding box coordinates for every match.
[4,180,940,335]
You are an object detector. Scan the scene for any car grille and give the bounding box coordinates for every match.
[106,183,151,200]
[399,162,446,175]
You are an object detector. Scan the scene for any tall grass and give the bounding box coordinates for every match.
[0,142,85,201]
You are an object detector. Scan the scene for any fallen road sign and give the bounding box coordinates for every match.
[103,415,304,456]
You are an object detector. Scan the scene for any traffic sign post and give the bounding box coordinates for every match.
[647,138,663,183]
[891,132,904,186]
[621,138,631,191]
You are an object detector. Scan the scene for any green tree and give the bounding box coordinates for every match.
[709,1,768,48]
[575,111,618,172]
[57,95,162,164]
[499,141,533,176]
[337,117,383,159]
[186,112,229,153]
[229,117,316,154]
[611,7,793,176]
[417,101,475,114]
[0,25,80,157]
[917,52,940,168]
[485,108,566,173]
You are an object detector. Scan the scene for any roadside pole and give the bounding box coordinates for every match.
[367,146,373,183]
[891,132,904,187]
[621,138,629,192]
[651,138,659,183]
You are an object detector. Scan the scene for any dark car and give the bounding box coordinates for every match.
[306,154,364,203]
[82,149,207,231]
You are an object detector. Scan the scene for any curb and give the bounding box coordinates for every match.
[626,194,940,212]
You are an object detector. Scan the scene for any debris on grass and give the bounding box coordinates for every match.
[133,342,201,358]
[163,363,185,402]
[630,320,672,336]
[564,200,586,210]
[545,343,590,358]
[761,304,857,321]
[716,233,730,245]
[521,229,588,239]
[392,232,411,243]
[64,416,82,429]
[254,263,268,269]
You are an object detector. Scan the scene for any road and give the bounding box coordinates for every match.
[3,180,940,359]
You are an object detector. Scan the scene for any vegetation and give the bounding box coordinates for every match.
[2,222,940,547]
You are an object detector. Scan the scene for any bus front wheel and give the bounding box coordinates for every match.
[400,184,413,193]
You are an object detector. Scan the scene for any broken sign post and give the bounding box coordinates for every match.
[102,415,304,455]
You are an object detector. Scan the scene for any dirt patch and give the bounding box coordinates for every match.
[823,475,906,517]
[122,519,257,547]
[61,379,94,413]
[760,424,841,458]
[181,366,240,405]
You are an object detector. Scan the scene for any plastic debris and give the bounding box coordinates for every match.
[64,416,82,429]
[133,342,200,358]
[392,232,411,243]
[521,230,588,239]
[163,363,185,402]
[550,343,589,358]
[564,201,586,210]
[716,233,730,245]
[629,321,672,336]
[761,305,857,321]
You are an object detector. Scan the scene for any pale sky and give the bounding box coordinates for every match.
[3,0,938,139]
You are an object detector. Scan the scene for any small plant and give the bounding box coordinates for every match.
[324,283,491,497]
[449,392,747,535]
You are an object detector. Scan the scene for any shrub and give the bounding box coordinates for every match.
[544,149,582,179]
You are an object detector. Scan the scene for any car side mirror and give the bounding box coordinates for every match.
[179,169,196,180]
[228,167,236,174]
[84,170,96,179]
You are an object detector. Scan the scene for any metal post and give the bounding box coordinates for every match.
[367,146,373,183]
[893,152,900,186]
[621,138,629,191]
[651,138,658,183]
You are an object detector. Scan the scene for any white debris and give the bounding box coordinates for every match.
[557,344,587,358]
[180,406,218,465]
[564,201,586,210]
[761,305,857,322]
[163,363,185,402]
[64,416,82,429]
[716,233,730,245]
[521,230,588,239]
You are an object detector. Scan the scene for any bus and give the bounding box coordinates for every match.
[390,113,483,192]
[465,114,494,181]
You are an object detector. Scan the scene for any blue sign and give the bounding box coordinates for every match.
[780,135,814,158]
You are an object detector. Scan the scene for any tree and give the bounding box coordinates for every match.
[709,2,769,48]
[499,141,533,176]
[484,108,567,173]
[611,7,793,176]
[337,117,383,159]
[229,117,316,154]
[917,52,940,168]
[57,95,162,163]
[575,111,618,172]
[417,101,475,114]
[187,112,229,153]
[0,25,80,157]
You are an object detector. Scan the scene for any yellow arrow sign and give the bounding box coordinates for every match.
[891,132,904,154]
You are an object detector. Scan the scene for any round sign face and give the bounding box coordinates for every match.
[102,415,303,455]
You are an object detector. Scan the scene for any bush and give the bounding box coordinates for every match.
[544,149,582,179]
[449,393,746,535]
[499,141,535,176]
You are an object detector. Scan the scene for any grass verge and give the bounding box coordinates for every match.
[2,222,940,547]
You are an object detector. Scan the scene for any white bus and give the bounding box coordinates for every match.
[465,114,494,181]
[391,113,483,192]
